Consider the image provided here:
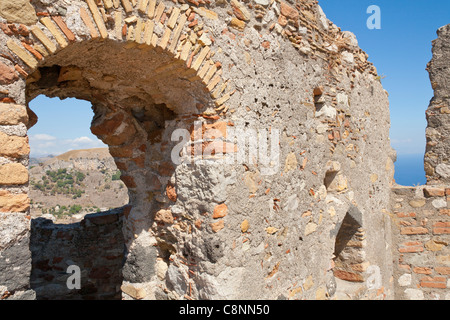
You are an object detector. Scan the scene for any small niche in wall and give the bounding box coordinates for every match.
[332,206,366,283]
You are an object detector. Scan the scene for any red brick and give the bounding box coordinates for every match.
[35,259,51,271]
[399,241,424,253]
[109,144,134,158]
[433,222,450,234]
[424,187,445,198]
[166,183,177,202]
[131,154,145,168]
[401,227,429,235]
[158,161,175,176]
[115,161,127,171]
[105,255,121,260]
[413,267,433,275]
[231,1,250,21]
[122,205,132,219]
[261,40,271,49]
[333,270,364,283]
[278,14,288,27]
[187,11,195,22]
[434,222,450,227]
[0,23,14,35]
[0,61,18,85]
[56,230,73,241]
[52,16,76,42]
[420,276,447,289]
[17,24,29,37]
[280,1,299,20]
[147,174,162,191]
[191,121,228,141]
[399,220,416,227]
[91,113,124,136]
[213,203,228,219]
[439,208,450,216]
[396,212,416,218]
[120,175,136,188]
[398,264,411,272]
[89,267,111,279]
[435,267,450,275]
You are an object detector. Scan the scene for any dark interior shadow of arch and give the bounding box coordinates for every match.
[29,208,126,300]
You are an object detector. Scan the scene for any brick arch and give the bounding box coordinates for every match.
[3,0,235,113]
[1,0,238,227]
[1,0,239,299]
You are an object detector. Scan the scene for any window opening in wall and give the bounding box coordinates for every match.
[27,95,129,223]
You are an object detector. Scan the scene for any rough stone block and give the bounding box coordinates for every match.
[0,234,31,293]
[0,103,28,126]
[122,244,157,283]
[0,132,29,158]
[424,187,446,198]
[0,0,37,25]
[401,227,429,235]
[0,163,28,185]
[0,192,29,213]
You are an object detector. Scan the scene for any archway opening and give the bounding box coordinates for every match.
[28,94,129,222]
[23,36,218,299]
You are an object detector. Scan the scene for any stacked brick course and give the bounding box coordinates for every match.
[391,186,449,300]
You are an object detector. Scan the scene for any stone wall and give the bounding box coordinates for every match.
[0,0,398,300]
[390,186,449,300]
[389,24,450,301]
[29,208,125,300]
[425,24,450,184]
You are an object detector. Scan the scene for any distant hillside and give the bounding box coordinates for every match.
[29,148,129,223]
[29,155,54,166]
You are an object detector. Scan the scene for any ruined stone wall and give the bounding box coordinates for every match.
[390,186,449,300]
[29,208,125,300]
[389,24,450,301]
[0,0,394,300]
[425,24,450,184]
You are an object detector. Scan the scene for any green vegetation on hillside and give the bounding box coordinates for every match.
[41,204,101,218]
[31,168,86,199]
[111,170,121,181]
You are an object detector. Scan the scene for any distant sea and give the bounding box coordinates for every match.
[394,153,427,187]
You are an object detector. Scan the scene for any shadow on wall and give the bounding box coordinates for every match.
[332,206,366,284]
[29,207,126,300]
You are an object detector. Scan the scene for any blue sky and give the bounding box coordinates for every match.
[28,96,105,157]
[28,1,450,162]
[320,0,450,155]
